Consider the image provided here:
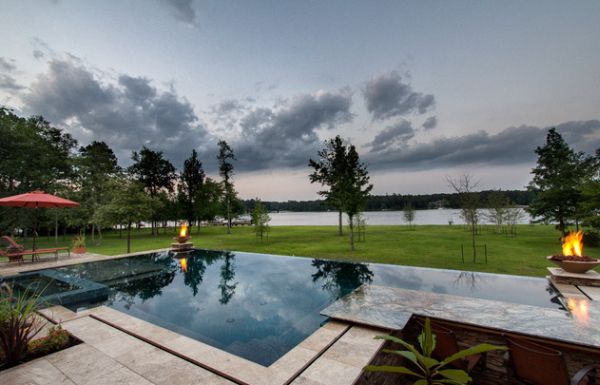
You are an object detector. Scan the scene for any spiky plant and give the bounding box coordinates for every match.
[0,284,45,367]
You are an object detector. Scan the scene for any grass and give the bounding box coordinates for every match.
[10,224,598,277]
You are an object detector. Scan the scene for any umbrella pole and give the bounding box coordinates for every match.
[33,206,38,251]
[55,210,58,245]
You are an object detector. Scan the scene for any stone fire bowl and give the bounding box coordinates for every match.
[547,256,600,274]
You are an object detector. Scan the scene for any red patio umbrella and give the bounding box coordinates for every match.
[0,190,80,249]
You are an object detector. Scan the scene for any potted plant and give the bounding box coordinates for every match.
[365,318,507,385]
[71,234,86,254]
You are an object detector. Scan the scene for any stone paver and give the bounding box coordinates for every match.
[60,315,236,385]
[0,357,75,385]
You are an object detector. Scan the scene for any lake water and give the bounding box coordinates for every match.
[268,209,532,226]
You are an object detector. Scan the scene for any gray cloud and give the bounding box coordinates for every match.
[363,71,435,120]
[22,59,209,168]
[158,0,197,25]
[210,99,247,116]
[0,58,25,91]
[0,58,16,72]
[0,75,25,91]
[365,120,600,171]
[422,116,437,130]
[368,120,415,152]
[232,90,354,171]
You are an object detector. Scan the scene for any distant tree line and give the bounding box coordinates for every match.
[243,190,534,213]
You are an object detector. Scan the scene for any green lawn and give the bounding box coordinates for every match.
[11,224,598,277]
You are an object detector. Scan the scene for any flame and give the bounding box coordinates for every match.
[562,231,583,257]
[179,257,188,272]
[179,223,188,239]
[567,298,589,325]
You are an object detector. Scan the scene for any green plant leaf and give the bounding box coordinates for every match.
[417,318,436,356]
[364,365,422,378]
[414,380,429,385]
[419,355,440,369]
[441,343,507,368]
[438,369,472,383]
[382,349,418,365]
[375,335,428,363]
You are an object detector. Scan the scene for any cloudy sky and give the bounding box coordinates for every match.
[1,1,599,200]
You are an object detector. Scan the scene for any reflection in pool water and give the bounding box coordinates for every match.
[7,249,560,366]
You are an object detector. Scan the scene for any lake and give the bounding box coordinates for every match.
[268,209,532,226]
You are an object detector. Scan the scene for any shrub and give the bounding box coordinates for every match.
[28,325,70,356]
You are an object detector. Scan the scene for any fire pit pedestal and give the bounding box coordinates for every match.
[547,267,600,287]
[171,241,194,252]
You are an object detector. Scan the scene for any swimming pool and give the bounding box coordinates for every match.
[3,249,560,366]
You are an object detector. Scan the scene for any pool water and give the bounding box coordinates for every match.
[3,249,560,366]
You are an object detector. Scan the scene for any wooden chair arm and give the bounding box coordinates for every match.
[571,365,596,385]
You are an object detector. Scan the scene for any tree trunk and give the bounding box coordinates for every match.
[91,223,96,244]
[559,218,566,236]
[471,221,477,263]
[54,212,58,245]
[227,198,231,234]
[127,222,132,253]
[338,210,343,236]
[349,215,355,251]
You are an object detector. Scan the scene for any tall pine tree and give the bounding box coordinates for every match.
[179,149,205,233]
[528,128,592,235]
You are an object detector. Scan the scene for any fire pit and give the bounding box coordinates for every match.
[548,231,600,274]
[171,222,194,252]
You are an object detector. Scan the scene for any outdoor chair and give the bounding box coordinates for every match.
[417,320,486,372]
[1,235,70,262]
[505,336,597,385]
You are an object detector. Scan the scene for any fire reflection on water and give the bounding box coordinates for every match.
[567,297,589,325]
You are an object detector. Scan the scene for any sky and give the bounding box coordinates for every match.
[1,0,599,200]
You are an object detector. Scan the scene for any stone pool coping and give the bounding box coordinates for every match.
[27,305,386,385]
[321,284,600,352]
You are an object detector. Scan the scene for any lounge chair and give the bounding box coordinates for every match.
[505,336,597,385]
[1,235,70,263]
[418,319,486,372]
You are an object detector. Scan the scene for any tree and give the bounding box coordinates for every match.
[339,144,373,251]
[403,203,416,229]
[128,147,176,236]
[76,141,121,244]
[198,178,224,223]
[447,174,480,261]
[0,108,77,235]
[309,136,347,236]
[217,140,237,234]
[179,149,205,234]
[484,191,510,234]
[528,128,593,235]
[579,149,600,231]
[251,199,271,241]
[95,181,153,253]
